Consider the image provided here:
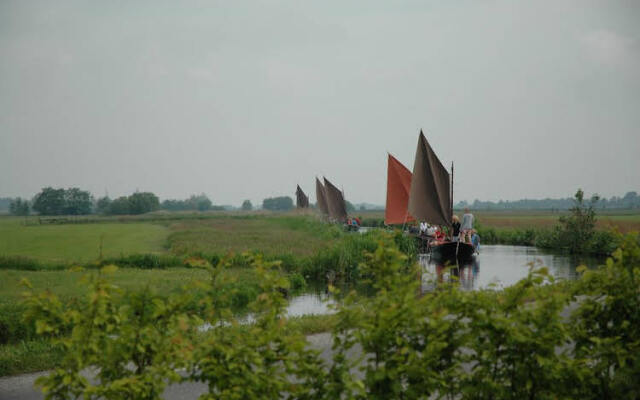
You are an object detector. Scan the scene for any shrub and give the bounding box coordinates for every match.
[288,272,307,291]
[0,303,36,345]
[567,233,640,399]
[101,253,183,269]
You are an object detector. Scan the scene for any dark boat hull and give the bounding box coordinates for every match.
[431,241,474,261]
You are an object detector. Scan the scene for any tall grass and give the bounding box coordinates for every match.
[476,224,623,255]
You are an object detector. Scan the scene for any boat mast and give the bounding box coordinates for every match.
[450,161,454,220]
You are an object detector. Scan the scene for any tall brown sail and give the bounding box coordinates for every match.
[385,154,415,225]
[296,185,309,208]
[407,131,452,227]
[315,178,329,216]
[323,177,348,222]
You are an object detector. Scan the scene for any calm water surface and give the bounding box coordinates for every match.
[286,245,603,317]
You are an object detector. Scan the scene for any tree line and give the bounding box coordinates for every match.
[456,191,640,210]
[2,189,309,216]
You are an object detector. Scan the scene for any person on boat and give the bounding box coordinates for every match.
[451,215,461,242]
[461,207,474,243]
[434,226,446,242]
[471,229,480,252]
[427,224,437,237]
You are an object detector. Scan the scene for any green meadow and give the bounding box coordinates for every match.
[0,217,168,263]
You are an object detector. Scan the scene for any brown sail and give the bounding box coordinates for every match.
[385,154,415,225]
[323,177,348,222]
[315,178,329,215]
[296,185,309,208]
[407,131,452,227]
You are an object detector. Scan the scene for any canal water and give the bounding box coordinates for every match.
[286,245,603,317]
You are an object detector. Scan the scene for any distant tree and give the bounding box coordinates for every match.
[108,196,131,215]
[189,194,212,211]
[0,198,12,212]
[63,188,93,215]
[9,198,30,216]
[262,196,294,211]
[32,187,66,215]
[160,194,213,212]
[359,204,366,211]
[128,192,160,214]
[622,191,638,208]
[241,200,253,211]
[96,196,112,214]
[161,199,183,211]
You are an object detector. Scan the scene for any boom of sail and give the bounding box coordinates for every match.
[296,185,309,208]
[385,154,415,225]
[315,177,330,216]
[407,131,452,227]
[323,177,348,222]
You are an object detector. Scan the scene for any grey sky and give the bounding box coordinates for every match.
[1,0,639,206]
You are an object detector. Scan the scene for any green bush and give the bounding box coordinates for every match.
[102,253,183,269]
[0,303,35,345]
[0,256,67,271]
[566,233,640,399]
[305,231,379,281]
[288,272,307,291]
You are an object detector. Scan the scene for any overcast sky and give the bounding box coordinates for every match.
[1,0,639,206]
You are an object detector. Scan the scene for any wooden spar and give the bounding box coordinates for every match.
[452,161,460,257]
[450,161,454,218]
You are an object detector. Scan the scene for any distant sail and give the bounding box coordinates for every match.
[385,154,415,225]
[296,185,309,208]
[407,131,452,226]
[316,178,329,215]
[324,177,348,222]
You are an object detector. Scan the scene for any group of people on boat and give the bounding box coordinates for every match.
[417,208,480,251]
[346,216,361,231]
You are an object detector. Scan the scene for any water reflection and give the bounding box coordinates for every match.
[286,292,335,317]
[281,245,603,318]
[420,245,601,291]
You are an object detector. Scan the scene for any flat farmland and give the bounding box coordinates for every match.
[471,210,640,232]
[0,214,337,267]
[0,217,168,263]
[166,215,337,257]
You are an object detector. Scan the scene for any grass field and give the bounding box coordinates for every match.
[0,217,168,263]
[471,211,640,233]
[0,214,336,265]
[167,215,338,257]
[0,267,210,306]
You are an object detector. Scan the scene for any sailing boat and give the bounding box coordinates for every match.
[296,185,309,208]
[385,154,415,225]
[316,177,330,217]
[323,177,348,223]
[407,131,474,260]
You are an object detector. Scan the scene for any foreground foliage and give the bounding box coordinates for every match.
[21,233,640,399]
